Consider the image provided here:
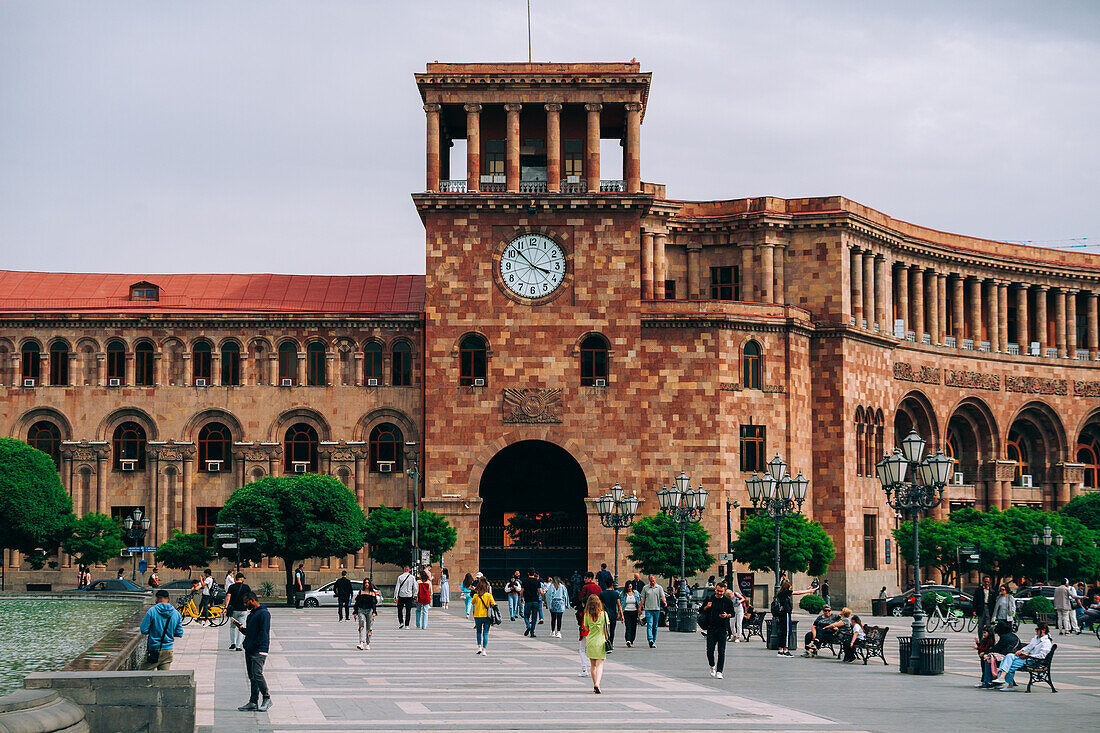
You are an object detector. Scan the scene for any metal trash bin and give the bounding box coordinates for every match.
[765,618,799,650]
[871,598,886,617]
[898,636,946,675]
[432,592,442,608]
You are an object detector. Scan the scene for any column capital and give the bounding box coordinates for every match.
[1011,281,1029,291]
[585,102,603,113]
[686,242,703,252]
[504,103,523,113]
[1036,283,1050,292]
[463,102,482,114]
[874,253,887,262]
[423,103,441,114]
[1063,286,1079,295]
[895,261,910,270]
[543,102,562,113]
[624,101,643,112]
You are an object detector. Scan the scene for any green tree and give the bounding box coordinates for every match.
[730,513,834,578]
[626,514,716,581]
[62,513,125,567]
[154,530,215,578]
[362,504,457,567]
[217,474,369,593]
[892,516,973,584]
[0,438,74,580]
[1061,492,1100,532]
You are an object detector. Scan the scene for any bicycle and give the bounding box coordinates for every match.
[925,593,964,633]
[177,590,228,626]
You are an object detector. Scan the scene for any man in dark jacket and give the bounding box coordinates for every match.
[235,591,272,712]
[334,570,354,622]
[701,583,736,678]
[974,577,997,629]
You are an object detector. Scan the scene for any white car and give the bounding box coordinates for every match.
[302,579,366,607]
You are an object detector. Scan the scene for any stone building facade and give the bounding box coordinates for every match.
[2,62,1099,603]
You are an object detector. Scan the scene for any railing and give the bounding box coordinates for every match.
[922,334,931,345]
[906,330,916,342]
[849,316,856,326]
[1006,343,1020,355]
[600,179,626,192]
[1075,350,1091,360]
[962,339,974,350]
[861,318,868,329]
[1045,347,1058,358]
[979,341,991,352]
[873,322,880,332]
[481,181,505,192]
[561,180,587,193]
[439,180,467,192]
[519,180,547,193]
[945,336,957,348]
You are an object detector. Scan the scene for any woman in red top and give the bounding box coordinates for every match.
[415,570,433,629]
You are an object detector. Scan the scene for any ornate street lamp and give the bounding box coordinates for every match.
[658,471,707,632]
[876,430,952,675]
[596,483,641,587]
[1031,524,1063,585]
[122,508,151,582]
[746,455,808,593]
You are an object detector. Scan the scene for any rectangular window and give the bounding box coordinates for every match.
[364,348,383,382]
[392,348,412,386]
[197,507,221,548]
[110,506,144,528]
[193,351,211,382]
[135,348,154,386]
[863,513,878,570]
[485,140,505,177]
[563,140,583,178]
[49,349,68,386]
[664,280,677,300]
[709,266,739,300]
[739,425,766,473]
[221,349,240,386]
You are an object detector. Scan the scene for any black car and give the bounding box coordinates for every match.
[66,579,149,593]
[884,586,973,617]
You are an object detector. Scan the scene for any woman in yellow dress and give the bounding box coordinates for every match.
[582,595,609,693]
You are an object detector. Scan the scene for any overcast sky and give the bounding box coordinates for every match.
[1,1,1098,276]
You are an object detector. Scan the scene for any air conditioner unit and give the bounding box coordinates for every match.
[594,378,607,387]
[367,378,379,386]
[953,473,964,485]
[1021,474,1033,488]
[206,460,222,472]
[1029,342,1041,356]
[293,461,309,473]
[195,378,208,387]
[22,378,35,388]
[378,461,395,473]
[567,175,581,183]
[473,378,486,387]
[281,378,293,387]
[108,378,121,387]
[120,460,137,471]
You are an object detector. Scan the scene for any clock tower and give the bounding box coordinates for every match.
[412,63,654,578]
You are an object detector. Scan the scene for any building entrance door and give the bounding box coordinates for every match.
[478,440,587,588]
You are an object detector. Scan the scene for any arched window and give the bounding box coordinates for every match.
[854,408,866,476]
[743,341,761,390]
[221,342,240,386]
[1006,430,1027,484]
[21,341,41,384]
[198,423,232,472]
[579,334,609,386]
[307,342,327,386]
[283,423,318,472]
[106,340,126,383]
[369,423,403,472]
[392,342,412,386]
[49,342,69,386]
[112,421,147,470]
[1077,435,1100,489]
[28,421,61,468]
[459,334,488,386]
[135,342,155,386]
[364,342,383,385]
[278,342,298,385]
[192,341,212,384]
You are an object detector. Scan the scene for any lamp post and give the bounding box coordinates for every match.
[746,454,808,595]
[596,483,640,587]
[875,430,953,675]
[404,442,422,569]
[656,471,707,632]
[1031,524,1062,585]
[122,508,151,582]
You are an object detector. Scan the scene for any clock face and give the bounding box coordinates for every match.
[499,234,566,300]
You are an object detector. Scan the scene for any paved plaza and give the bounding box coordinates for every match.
[169,604,1099,733]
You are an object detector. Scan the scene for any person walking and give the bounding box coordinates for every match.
[521,568,543,638]
[461,572,475,618]
[293,563,306,608]
[353,579,379,650]
[147,567,160,588]
[819,578,830,607]
[335,570,354,622]
[975,576,996,630]
[546,576,570,638]
[416,570,432,629]
[729,586,745,641]
[582,595,609,694]
[700,582,735,678]
[394,565,417,629]
[1054,578,1079,635]
[506,571,523,621]
[139,589,183,670]
[439,568,450,609]
[471,578,497,656]
[620,581,641,647]
[225,572,251,651]
[197,568,215,626]
[595,563,614,590]
[224,569,236,595]
[598,578,623,651]
[234,591,272,712]
[641,575,667,648]
[992,584,1015,625]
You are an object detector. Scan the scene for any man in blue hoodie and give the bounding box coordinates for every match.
[139,590,184,670]
[234,591,272,712]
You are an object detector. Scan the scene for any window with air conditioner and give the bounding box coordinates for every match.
[594,378,607,387]
[22,378,35,388]
[473,378,486,387]
[108,378,121,387]
[953,473,965,485]
[206,460,222,472]
[281,378,293,387]
[195,378,208,387]
[1021,474,1033,488]
[293,461,309,473]
[378,461,395,473]
[367,378,379,386]
[121,460,136,471]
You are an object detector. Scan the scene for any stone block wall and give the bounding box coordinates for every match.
[23,671,194,733]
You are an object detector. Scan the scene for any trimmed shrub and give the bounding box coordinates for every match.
[921,590,955,615]
[799,593,826,614]
[1021,595,1054,621]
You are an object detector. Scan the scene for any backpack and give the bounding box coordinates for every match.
[696,604,711,631]
[770,597,783,615]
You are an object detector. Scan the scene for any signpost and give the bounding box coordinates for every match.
[956,544,981,591]
[216,522,259,572]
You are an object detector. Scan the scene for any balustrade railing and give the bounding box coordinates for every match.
[1045,347,1059,358]
[519,180,547,193]
[439,180,467,192]
[1006,343,1020,355]
[599,179,626,192]
[962,339,975,350]
[1075,350,1091,360]
[945,336,957,348]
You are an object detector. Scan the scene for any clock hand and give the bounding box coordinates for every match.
[516,250,551,275]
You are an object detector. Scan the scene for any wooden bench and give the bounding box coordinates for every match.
[1022,643,1057,693]
[742,611,765,642]
[855,625,889,665]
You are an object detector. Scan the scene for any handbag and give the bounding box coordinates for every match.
[487,601,502,625]
[145,613,173,665]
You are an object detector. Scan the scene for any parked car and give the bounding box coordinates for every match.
[66,579,149,593]
[302,579,366,607]
[884,585,973,617]
[1013,585,1058,613]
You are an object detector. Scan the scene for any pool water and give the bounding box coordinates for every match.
[0,599,137,695]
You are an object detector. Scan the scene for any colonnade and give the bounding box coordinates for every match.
[640,234,787,302]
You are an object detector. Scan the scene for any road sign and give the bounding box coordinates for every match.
[138,560,147,574]
[125,546,158,553]
[222,543,238,549]
[419,550,431,565]
[215,523,238,529]
[238,538,257,544]
[213,533,237,539]
[717,552,734,562]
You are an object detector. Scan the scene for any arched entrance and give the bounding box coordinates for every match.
[1007,402,1067,509]
[478,440,588,584]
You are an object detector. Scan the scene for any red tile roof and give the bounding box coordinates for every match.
[0,271,425,315]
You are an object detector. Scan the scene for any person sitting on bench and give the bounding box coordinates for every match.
[803,605,842,657]
[990,621,1051,689]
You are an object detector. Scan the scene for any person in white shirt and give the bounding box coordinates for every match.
[225,570,236,595]
[1053,579,1079,634]
[991,622,1052,688]
[198,569,216,627]
[394,566,417,629]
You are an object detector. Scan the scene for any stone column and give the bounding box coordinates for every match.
[464,103,482,192]
[624,101,642,193]
[912,267,925,342]
[896,264,909,335]
[585,103,602,193]
[875,255,887,332]
[687,245,701,299]
[1036,286,1049,352]
[952,276,964,343]
[505,103,522,192]
[545,103,562,192]
[182,458,194,533]
[862,251,875,329]
[641,231,654,299]
[1066,289,1078,357]
[998,282,1009,351]
[937,273,947,344]
[969,277,982,344]
[927,269,939,345]
[95,452,106,514]
[424,103,441,191]
[297,353,306,385]
[1055,288,1067,357]
[850,248,864,324]
[654,233,667,299]
[1088,292,1099,359]
[67,351,78,387]
[740,244,755,301]
[760,244,775,303]
[988,280,1000,352]
[774,246,786,303]
[1014,284,1029,349]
